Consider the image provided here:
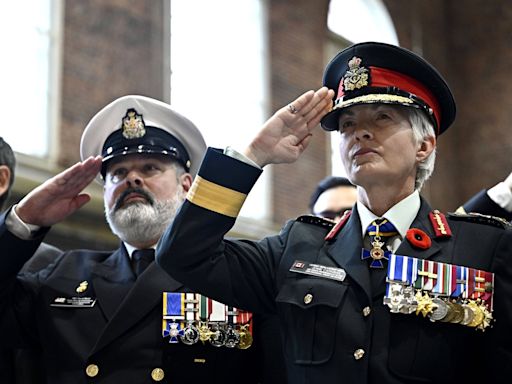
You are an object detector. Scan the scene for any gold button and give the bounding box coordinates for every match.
[353,348,365,360]
[151,368,165,382]
[303,293,313,304]
[85,364,99,377]
[362,306,371,317]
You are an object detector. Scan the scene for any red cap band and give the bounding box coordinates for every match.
[337,66,441,131]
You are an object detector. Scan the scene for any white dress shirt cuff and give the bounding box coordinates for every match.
[5,204,42,240]
[223,146,262,170]
[487,182,512,212]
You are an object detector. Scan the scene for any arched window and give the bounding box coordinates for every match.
[326,0,398,177]
[170,0,269,220]
[0,1,62,159]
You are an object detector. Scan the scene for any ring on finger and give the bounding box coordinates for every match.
[288,103,298,114]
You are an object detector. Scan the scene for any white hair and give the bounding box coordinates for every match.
[406,107,436,190]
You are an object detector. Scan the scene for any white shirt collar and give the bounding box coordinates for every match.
[124,243,157,259]
[357,190,421,239]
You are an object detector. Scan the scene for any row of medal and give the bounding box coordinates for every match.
[162,292,253,349]
[383,254,494,331]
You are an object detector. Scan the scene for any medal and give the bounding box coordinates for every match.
[384,253,495,331]
[439,300,457,323]
[370,237,386,261]
[477,302,493,331]
[449,301,464,324]
[180,322,200,345]
[467,299,493,331]
[363,219,397,268]
[224,326,240,348]
[384,283,405,313]
[224,306,240,348]
[467,300,484,328]
[429,297,448,322]
[162,293,185,342]
[460,302,475,326]
[385,255,417,313]
[238,324,253,349]
[198,321,213,343]
[415,291,435,317]
[368,220,387,268]
[208,299,228,347]
[167,322,183,343]
[209,324,227,347]
[400,286,418,314]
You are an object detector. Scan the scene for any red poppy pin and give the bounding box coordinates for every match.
[406,228,432,249]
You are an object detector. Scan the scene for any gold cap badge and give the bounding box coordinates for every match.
[122,108,146,139]
[343,56,369,92]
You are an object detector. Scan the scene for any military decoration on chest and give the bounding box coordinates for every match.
[383,210,494,331]
[384,254,494,331]
[361,219,398,268]
[162,292,253,349]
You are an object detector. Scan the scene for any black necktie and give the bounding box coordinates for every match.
[132,249,155,277]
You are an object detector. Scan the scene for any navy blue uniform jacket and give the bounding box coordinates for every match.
[157,148,512,384]
[0,208,285,384]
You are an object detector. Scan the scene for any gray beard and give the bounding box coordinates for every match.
[105,188,185,246]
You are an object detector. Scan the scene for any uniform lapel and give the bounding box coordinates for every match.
[326,207,372,302]
[90,261,183,355]
[326,199,444,302]
[395,198,442,261]
[91,246,135,321]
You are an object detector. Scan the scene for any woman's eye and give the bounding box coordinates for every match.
[340,120,354,131]
[377,113,390,120]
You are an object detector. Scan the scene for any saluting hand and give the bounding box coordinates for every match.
[15,156,103,227]
[243,87,334,167]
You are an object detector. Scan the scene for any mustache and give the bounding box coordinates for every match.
[114,188,154,211]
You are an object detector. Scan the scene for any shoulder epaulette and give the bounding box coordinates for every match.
[447,211,512,229]
[296,215,336,229]
[325,210,352,241]
[428,210,452,238]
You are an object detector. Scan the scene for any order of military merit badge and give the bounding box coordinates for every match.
[383,254,494,331]
[162,292,253,349]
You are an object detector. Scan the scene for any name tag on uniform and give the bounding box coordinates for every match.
[50,297,96,308]
[290,260,346,282]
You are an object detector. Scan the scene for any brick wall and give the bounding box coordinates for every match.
[268,0,331,224]
[385,0,512,212]
[59,0,167,166]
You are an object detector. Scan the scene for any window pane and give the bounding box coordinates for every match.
[0,1,55,157]
[328,0,398,45]
[170,0,269,219]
